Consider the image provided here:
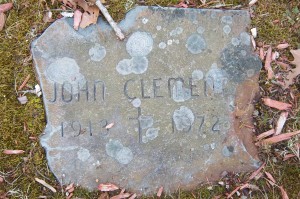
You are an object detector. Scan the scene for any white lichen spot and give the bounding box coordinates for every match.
[142,128,159,143]
[126,31,153,57]
[205,63,228,94]
[115,147,133,164]
[131,98,141,108]
[231,37,240,46]
[77,148,90,162]
[158,42,167,49]
[197,26,205,34]
[156,25,162,31]
[45,57,86,94]
[142,18,149,24]
[240,50,247,56]
[139,116,153,129]
[210,143,216,150]
[172,81,191,102]
[173,106,195,131]
[247,69,255,77]
[223,25,231,35]
[167,40,173,45]
[186,34,207,54]
[221,16,233,24]
[116,57,149,75]
[170,27,183,37]
[222,146,234,157]
[116,58,132,75]
[89,43,106,62]
[192,70,204,81]
[174,39,180,44]
[240,32,251,46]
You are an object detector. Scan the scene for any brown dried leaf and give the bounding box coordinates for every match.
[283,154,296,161]
[43,11,54,23]
[275,112,288,135]
[264,47,274,79]
[256,129,275,141]
[262,98,292,110]
[110,193,131,199]
[157,186,163,197]
[0,12,6,31]
[248,162,266,181]
[277,43,289,50]
[3,150,25,154]
[35,178,57,193]
[73,9,82,30]
[276,61,290,70]
[98,183,119,191]
[285,49,300,88]
[79,5,99,28]
[261,131,300,145]
[65,183,74,191]
[264,172,276,183]
[105,122,114,129]
[279,186,289,199]
[0,3,13,12]
[259,48,265,60]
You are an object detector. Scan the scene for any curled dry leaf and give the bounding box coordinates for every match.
[256,129,275,141]
[277,43,289,50]
[79,5,99,28]
[0,12,6,31]
[248,162,266,181]
[35,178,57,193]
[73,9,82,30]
[105,122,114,129]
[3,150,25,155]
[264,172,276,183]
[279,186,289,199]
[261,130,300,145]
[98,183,119,191]
[0,3,13,12]
[264,47,274,79]
[157,186,163,197]
[285,49,300,88]
[262,98,292,110]
[275,112,288,135]
[249,0,258,6]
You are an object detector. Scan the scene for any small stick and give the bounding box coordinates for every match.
[95,0,125,40]
[18,74,30,91]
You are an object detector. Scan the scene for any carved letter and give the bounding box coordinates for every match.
[77,81,89,101]
[49,82,57,102]
[141,79,150,99]
[124,79,135,100]
[153,78,163,98]
[62,82,73,103]
[168,77,184,98]
[94,80,105,101]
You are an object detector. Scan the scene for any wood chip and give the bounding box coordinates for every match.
[3,150,25,155]
[249,0,258,6]
[256,129,275,141]
[35,178,57,193]
[264,47,274,79]
[105,122,114,129]
[262,98,292,110]
[157,186,163,197]
[276,43,289,50]
[275,112,289,135]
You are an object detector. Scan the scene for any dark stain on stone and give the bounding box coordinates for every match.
[220,44,262,83]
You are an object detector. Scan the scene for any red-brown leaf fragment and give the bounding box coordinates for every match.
[73,9,82,30]
[262,98,292,110]
[3,150,25,155]
[0,3,13,12]
[264,172,276,183]
[98,183,119,191]
[261,131,300,145]
[276,43,289,50]
[0,12,5,31]
[110,193,131,199]
[264,47,274,79]
[256,129,275,141]
[279,186,289,199]
[157,186,163,197]
[248,162,266,181]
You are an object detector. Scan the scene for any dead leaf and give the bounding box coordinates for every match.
[110,193,131,199]
[277,43,289,50]
[259,47,265,60]
[249,0,258,6]
[0,3,13,12]
[73,9,82,30]
[35,178,57,193]
[262,98,292,110]
[279,186,289,199]
[66,193,73,199]
[128,193,137,199]
[248,162,266,181]
[275,112,288,135]
[0,12,6,31]
[65,183,74,191]
[276,61,290,70]
[0,176,3,183]
[157,186,163,197]
[18,96,28,105]
[261,130,300,145]
[105,122,114,129]
[79,5,99,28]
[175,1,188,8]
[283,154,296,161]
[98,183,119,191]
[285,49,300,88]
[264,172,276,183]
[3,150,25,155]
[264,47,274,79]
[43,11,54,23]
[256,129,275,141]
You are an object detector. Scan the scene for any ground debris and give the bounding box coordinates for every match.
[285,49,300,88]
[98,183,119,191]
[262,98,292,110]
[35,178,57,193]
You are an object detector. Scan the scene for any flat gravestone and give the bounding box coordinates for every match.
[32,6,262,194]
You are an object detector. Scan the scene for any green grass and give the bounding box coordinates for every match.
[0,0,300,198]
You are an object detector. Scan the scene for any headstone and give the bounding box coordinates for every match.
[32,6,262,194]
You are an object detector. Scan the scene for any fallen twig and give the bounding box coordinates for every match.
[95,0,125,40]
[35,178,57,193]
[18,74,30,91]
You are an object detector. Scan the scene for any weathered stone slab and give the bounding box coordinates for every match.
[32,6,262,194]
